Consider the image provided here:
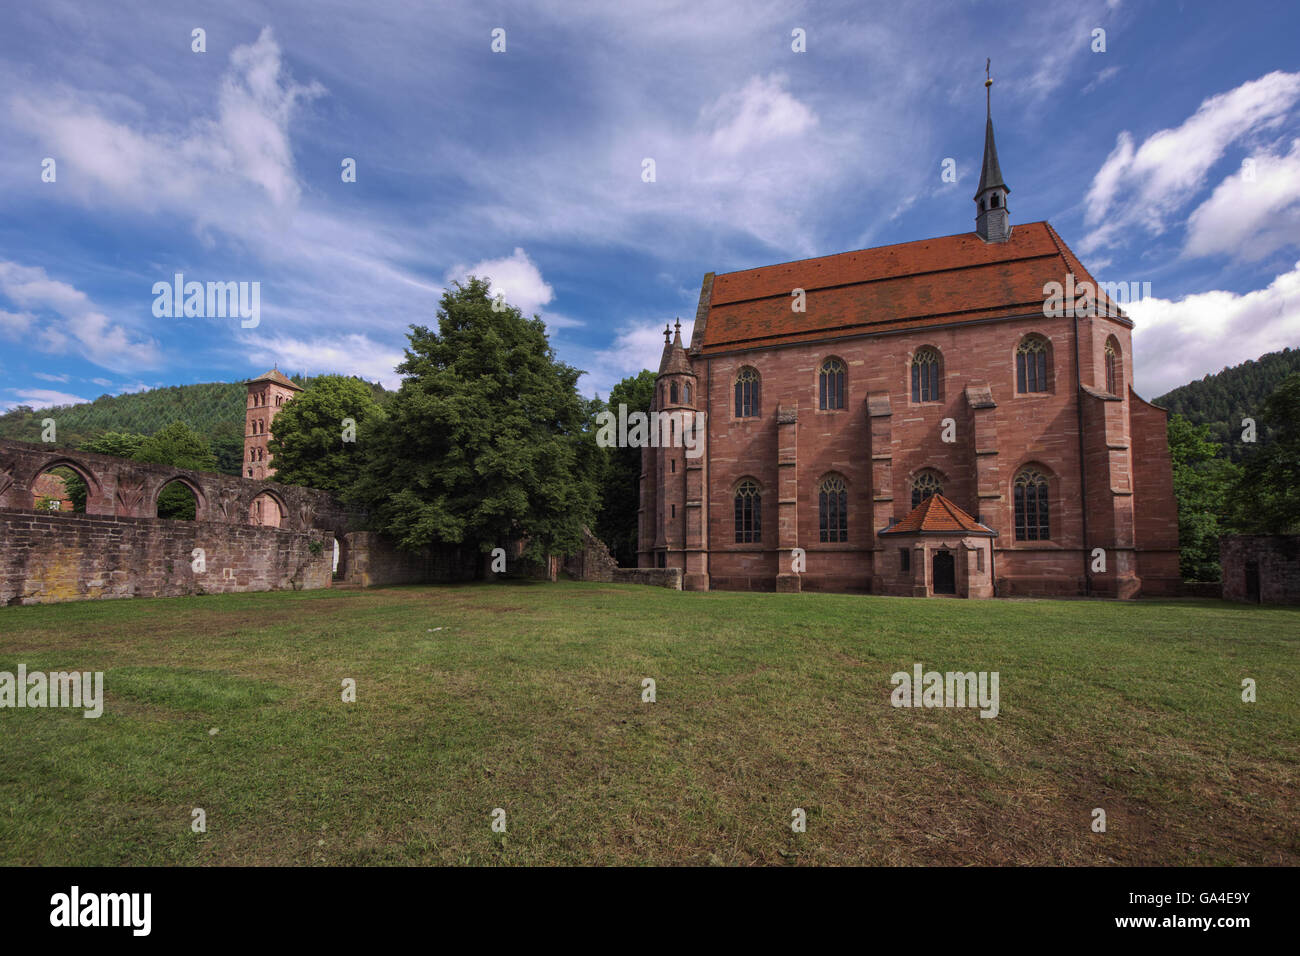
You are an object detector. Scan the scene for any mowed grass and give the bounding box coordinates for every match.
[0,582,1295,866]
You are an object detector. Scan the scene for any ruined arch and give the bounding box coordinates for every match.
[248,489,287,528]
[153,475,206,521]
[25,457,106,515]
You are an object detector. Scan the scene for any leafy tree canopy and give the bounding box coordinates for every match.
[594,369,657,566]
[359,277,600,560]
[1232,372,1300,533]
[267,375,383,497]
[1167,414,1240,581]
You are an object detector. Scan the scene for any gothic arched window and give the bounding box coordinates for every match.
[734,479,761,543]
[670,382,679,404]
[818,475,848,542]
[1016,336,1050,393]
[911,348,941,403]
[684,383,693,405]
[1104,337,1121,395]
[911,470,943,509]
[1014,468,1050,541]
[735,367,760,418]
[819,358,845,410]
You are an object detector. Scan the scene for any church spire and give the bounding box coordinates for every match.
[974,59,1011,243]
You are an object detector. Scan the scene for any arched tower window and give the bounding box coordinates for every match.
[910,470,943,509]
[1016,335,1050,393]
[911,348,941,403]
[735,367,760,418]
[1014,468,1050,541]
[819,358,845,410]
[684,383,693,405]
[670,382,679,404]
[1104,337,1121,395]
[734,479,761,543]
[818,475,848,542]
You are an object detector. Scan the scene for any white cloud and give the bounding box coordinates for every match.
[444,248,554,317]
[8,27,322,216]
[578,318,695,398]
[1128,262,1300,398]
[1184,139,1300,261]
[0,261,159,371]
[702,74,817,156]
[1081,65,1121,96]
[91,377,113,387]
[3,388,91,410]
[32,372,69,382]
[0,309,34,338]
[245,333,405,390]
[1082,71,1300,253]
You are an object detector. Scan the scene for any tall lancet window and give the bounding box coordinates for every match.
[734,480,762,543]
[1104,338,1121,395]
[819,359,845,410]
[911,348,941,403]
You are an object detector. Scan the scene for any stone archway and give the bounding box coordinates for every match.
[152,475,207,521]
[28,458,105,514]
[248,489,286,528]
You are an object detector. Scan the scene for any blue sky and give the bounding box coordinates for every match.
[1,0,1298,411]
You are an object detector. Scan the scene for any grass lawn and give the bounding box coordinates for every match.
[0,581,1295,866]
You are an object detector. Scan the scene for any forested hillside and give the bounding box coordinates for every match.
[1155,347,1300,458]
[0,375,390,475]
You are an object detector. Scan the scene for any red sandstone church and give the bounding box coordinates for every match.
[638,91,1180,598]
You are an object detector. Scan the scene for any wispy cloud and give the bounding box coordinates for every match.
[3,387,91,411]
[1129,260,1300,398]
[0,261,159,370]
[1081,70,1300,253]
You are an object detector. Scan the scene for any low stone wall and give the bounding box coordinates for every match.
[563,527,620,582]
[611,568,682,589]
[0,507,333,605]
[1178,581,1223,599]
[1221,535,1300,605]
[340,531,479,587]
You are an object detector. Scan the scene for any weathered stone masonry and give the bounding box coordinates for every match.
[0,437,348,605]
[0,508,334,604]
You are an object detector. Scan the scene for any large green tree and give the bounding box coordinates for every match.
[359,277,600,562]
[1232,372,1300,533]
[132,422,218,520]
[594,369,656,566]
[267,375,382,497]
[1167,414,1240,581]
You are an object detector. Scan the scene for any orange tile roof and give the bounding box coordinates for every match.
[879,494,995,536]
[697,221,1124,353]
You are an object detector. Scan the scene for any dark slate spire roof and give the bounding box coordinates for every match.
[974,76,1008,199]
[975,117,1008,199]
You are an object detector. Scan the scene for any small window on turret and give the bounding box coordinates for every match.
[670,383,679,404]
[992,194,1000,208]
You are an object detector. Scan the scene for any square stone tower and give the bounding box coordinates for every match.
[243,368,303,480]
